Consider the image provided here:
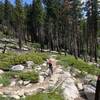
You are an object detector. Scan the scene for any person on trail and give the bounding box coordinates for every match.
[95,75,100,100]
[47,59,53,76]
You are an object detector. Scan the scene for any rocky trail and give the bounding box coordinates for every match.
[0,56,97,100]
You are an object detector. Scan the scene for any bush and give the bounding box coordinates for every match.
[57,54,100,75]
[38,53,48,61]
[19,71,39,83]
[25,92,64,100]
[0,74,11,86]
[0,95,11,100]
[32,43,41,49]
[3,71,39,84]
[0,61,11,71]
[0,51,48,70]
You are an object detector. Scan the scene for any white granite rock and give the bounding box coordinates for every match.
[11,65,24,71]
[26,61,34,69]
[84,85,95,100]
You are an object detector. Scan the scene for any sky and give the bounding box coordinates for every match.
[0,0,33,4]
[0,0,86,5]
[11,0,32,4]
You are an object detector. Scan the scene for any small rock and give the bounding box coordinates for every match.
[24,91,33,96]
[35,66,41,72]
[0,70,4,74]
[0,92,3,95]
[96,64,100,68]
[51,55,57,57]
[4,91,11,95]
[84,74,97,84]
[17,90,24,96]
[42,62,47,67]
[21,95,26,99]
[10,95,20,100]
[18,80,23,85]
[25,84,32,88]
[0,84,3,87]
[64,72,71,78]
[77,83,83,90]
[39,75,44,83]
[26,61,34,69]
[2,95,7,98]
[11,65,24,71]
[22,48,29,51]
[37,88,45,93]
[56,68,64,74]
[69,68,81,77]
[90,80,96,87]
[10,80,16,86]
[23,81,30,86]
[88,62,94,65]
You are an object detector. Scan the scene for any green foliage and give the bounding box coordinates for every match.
[0,95,12,100]
[0,51,48,71]
[25,92,64,100]
[19,71,39,82]
[57,54,100,75]
[0,74,11,86]
[37,52,48,60]
[32,43,41,49]
[1,70,39,85]
[33,0,44,25]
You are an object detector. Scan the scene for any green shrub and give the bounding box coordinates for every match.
[57,54,100,75]
[0,95,11,100]
[32,43,41,49]
[0,74,11,86]
[25,92,64,100]
[38,53,48,61]
[3,71,39,83]
[19,71,39,83]
[0,51,48,70]
[27,52,43,64]
[13,54,27,65]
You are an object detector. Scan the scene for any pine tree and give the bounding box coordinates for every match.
[86,0,98,62]
[15,0,24,49]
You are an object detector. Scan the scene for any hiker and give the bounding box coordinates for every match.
[47,59,53,76]
[95,75,100,100]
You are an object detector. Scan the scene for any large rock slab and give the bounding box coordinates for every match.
[84,85,95,100]
[62,72,80,100]
[11,65,24,71]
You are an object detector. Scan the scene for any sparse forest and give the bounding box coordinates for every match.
[0,0,99,62]
[0,0,100,100]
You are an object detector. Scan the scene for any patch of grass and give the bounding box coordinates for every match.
[25,92,64,100]
[0,74,11,86]
[19,71,39,83]
[57,54,100,75]
[0,51,48,71]
[32,43,41,49]
[3,71,39,84]
[0,95,12,100]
